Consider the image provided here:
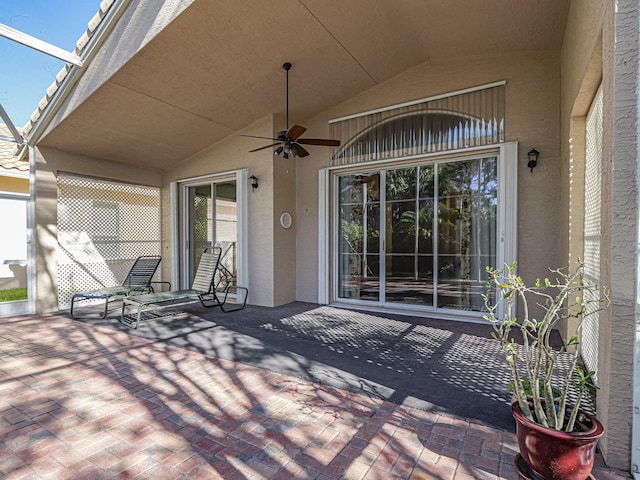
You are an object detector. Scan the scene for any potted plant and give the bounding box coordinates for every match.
[484,261,609,480]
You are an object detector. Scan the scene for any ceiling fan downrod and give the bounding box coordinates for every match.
[243,61,340,158]
[283,62,291,130]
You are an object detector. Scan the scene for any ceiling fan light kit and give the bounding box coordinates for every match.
[244,62,340,158]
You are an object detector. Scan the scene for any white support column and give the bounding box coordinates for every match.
[317,168,330,304]
[27,146,36,315]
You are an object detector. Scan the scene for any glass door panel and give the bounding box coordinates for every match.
[185,180,238,289]
[436,157,497,311]
[385,166,434,306]
[337,172,380,301]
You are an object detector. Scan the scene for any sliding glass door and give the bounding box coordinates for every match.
[336,156,497,313]
[184,179,238,289]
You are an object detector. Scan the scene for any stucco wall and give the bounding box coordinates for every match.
[605,0,637,470]
[33,147,59,313]
[295,51,563,305]
[272,125,297,306]
[0,176,29,194]
[37,147,163,188]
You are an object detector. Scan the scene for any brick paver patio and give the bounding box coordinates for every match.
[0,314,630,479]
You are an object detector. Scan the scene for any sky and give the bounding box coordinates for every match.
[0,1,102,128]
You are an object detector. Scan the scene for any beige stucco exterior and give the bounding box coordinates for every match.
[22,0,640,472]
[0,175,28,194]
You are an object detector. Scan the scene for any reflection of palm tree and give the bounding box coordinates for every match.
[341,219,380,277]
[341,220,363,254]
[438,162,472,279]
[387,166,434,255]
[397,208,433,246]
[386,169,414,198]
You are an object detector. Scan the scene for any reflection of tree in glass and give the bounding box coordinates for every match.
[340,217,363,254]
[438,160,476,282]
[438,158,497,284]
[340,200,380,279]
[386,168,415,200]
[398,208,433,243]
[386,166,435,256]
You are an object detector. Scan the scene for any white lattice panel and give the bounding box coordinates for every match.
[582,85,603,383]
[57,174,161,309]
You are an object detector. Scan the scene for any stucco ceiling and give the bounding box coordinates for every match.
[36,0,569,169]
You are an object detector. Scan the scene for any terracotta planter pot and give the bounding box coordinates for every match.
[512,401,604,480]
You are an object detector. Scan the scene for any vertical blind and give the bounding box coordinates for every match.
[330,83,505,166]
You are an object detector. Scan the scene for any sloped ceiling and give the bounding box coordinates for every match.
[36,0,569,169]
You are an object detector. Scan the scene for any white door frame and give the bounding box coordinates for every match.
[318,142,517,319]
[170,169,248,296]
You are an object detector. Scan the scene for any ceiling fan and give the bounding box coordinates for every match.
[244,62,340,158]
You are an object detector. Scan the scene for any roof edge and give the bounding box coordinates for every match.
[23,0,133,145]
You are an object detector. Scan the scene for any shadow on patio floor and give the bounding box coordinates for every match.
[77,301,568,432]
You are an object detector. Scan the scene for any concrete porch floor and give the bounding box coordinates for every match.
[0,306,631,479]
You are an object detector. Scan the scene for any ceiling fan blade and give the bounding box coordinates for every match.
[242,134,280,141]
[249,143,282,152]
[286,124,307,140]
[291,144,310,158]
[297,138,341,147]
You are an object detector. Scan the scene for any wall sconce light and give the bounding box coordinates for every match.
[249,175,259,192]
[527,148,539,173]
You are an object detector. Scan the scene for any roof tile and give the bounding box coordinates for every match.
[76,32,91,51]
[0,124,28,173]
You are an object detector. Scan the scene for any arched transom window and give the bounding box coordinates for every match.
[330,82,505,166]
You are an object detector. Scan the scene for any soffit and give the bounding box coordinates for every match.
[36,0,569,170]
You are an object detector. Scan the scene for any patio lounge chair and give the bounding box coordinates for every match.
[70,255,163,319]
[119,247,248,329]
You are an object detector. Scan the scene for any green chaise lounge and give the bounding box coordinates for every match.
[70,255,162,319]
[119,247,247,329]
